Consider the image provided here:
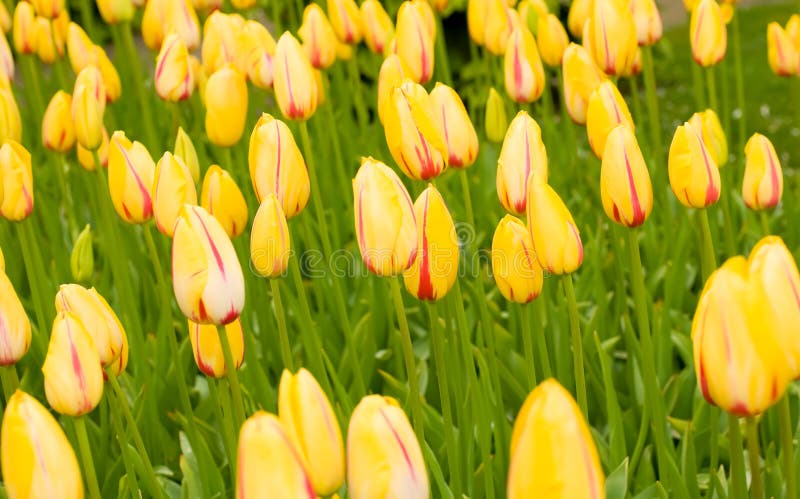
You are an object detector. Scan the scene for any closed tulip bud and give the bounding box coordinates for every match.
[0,32,13,80]
[141,0,166,49]
[491,215,543,303]
[0,87,21,145]
[586,0,638,76]
[42,90,75,152]
[200,12,238,75]
[34,17,63,64]
[204,65,247,147]
[31,0,63,18]
[90,45,121,103]
[377,55,410,125]
[631,0,662,46]
[248,113,310,218]
[504,26,545,103]
[767,22,797,77]
[155,33,194,102]
[279,368,345,495]
[688,109,728,166]
[537,14,568,67]
[497,112,547,214]
[250,194,290,278]
[201,165,248,238]
[361,0,393,54]
[237,20,275,89]
[77,126,109,171]
[562,43,606,124]
[108,131,156,224]
[518,0,549,30]
[668,123,721,208]
[327,0,362,44]
[165,0,200,50]
[353,158,417,276]
[586,81,635,159]
[96,0,133,24]
[600,125,653,227]
[430,83,478,168]
[1,391,83,498]
[236,412,315,499]
[0,141,34,221]
[690,0,726,66]
[347,395,429,499]
[71,66,106,150]
[786,15,800,51]
[508,379,605,498]
[154,152,196,236]
[43,311,104,416]
[384,80,448,180]
[485,87,508,143]
[70,224,94,283]
[485,3,520,56]
[467,0,487,45]
[527,175,583,274]
[174,126,200,183]
[12,3,36,54]
[298,5,337,70]
[66,22,93,73]
[567,0,591,37]
[393,0,435,84]
[0,271,31,365]
[742,133,782,211]
[172,205,245,325]
[274,32,318,121]
[188,319,244,377]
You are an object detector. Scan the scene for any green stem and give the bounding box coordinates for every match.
[778,395,796,499]
[759,211,770,235]
[533,298,552,378]
[298,121,333,257]
[217,323,246,427]
[706,65,718,114]
[691,61,706,109]
[17,221,49,342]
[346,57,369,129]
[207,376,237,488]
[50,154,78,237]
[561,274,587,418]
[0,366,19,402]
[117,22,159,152]
[77,0,96,39]
[271,279,294,371]
[321,91,351,205]
[73,416,102,499]
[628,76,644,135]
[728,416,747,499]
[22,55,45,119]
[731,11,746,151]
[519,304,536,389]
[459,170,475,229]
[642,46,663,158]
[746,416,764,499]
[108,394,141,499]
[697,209,718,280]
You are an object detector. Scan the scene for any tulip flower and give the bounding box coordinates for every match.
[12,2,36,54]
[347,395,429,499]
[66,22,93,72]
[383,80,448,180]
[174,126,200,182]
[690,0,726,66]
[526,175,583,274]
[767,22,798,77]
[96,0,133,24]
[377,55,411,125]
[0,87,21,145]
[42,311,104,416]
[172,205,245,325]
[31,0,63,18]
[34,17,64,64]
[248,113,311,218]
[467,0,488,45]
[153,152,197,236]
[42,91,75,152]
[586,81,635,159]
[236,412,315,498]
[279,368,345,495]
[353,158,417,276]
[429,83,479,168]
[1,391,83,498]
[567,0,591,37]
[485,3,519,56]
[141,0,166,49]
[201,165,248,238]
[0,32,13,80]
[0,271,31,365]
[491,215,543,303]
[517,0,549,29]
[585,0,638,76]
[90,45,121,103]
[504,26,545,103]
[600,125,653,227]
[0,141,34,221]
[692,256,792,415]
[393,0,435,84]
[237,20,275,89]
[537,14,569,67]
[631,0,663,46]
[688,109,728,166]
[327,0,362,44]
[508,379,605,497]
[297,5,336,71]
[55,284,128,376]
[360,0,393,54]
[668,122,721,208]
[188,319,244,377]
[71,66,106,150]
[155,33,194,102]
[108,131,156,224]
[742,133,783,211]
[70,225,94,283]
[204,65,247,147]
[497,111,548,214]
[250,194,291,279]
[77,126,109,171]
[562,43,607,125]
[200,12,239,75]
[273,32,318,121]
[164,0,200,50]
[485,87,508,143]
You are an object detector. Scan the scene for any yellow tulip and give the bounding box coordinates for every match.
[586,81,635,159]
[31,0,63,18]
[155,33,194,102]
[497,111,547,215]
[600,125,653,227]
[201,165,248,238]
[0,86,21,145]
[485,87,508,143]
[360,0,393,55]
[0,141,34,221]
[327,0,362,44]
[90,45,121,103]
[108,131,156,224]
[71,66,106,150]
[173,126,200,183]
[77,127,108,171]
[429,83,479,168]
[279,368,345,495]
[204,65,247,147]
[298,4,337,70]
[200,12,239,75]
[141,0,166,50]
[165,0,200,50]
[485,3,519,56]
[237,20,275,89]
[172,205,245,325]
[42,311,104,416]
[0,31,13,80]
[248,113,310,218]
[742,133,783,211]
[690,0,726,66]
[586,0,637,76]
[353,158,417,276]
[517,0,548,31]
[1,391,84,498]
[508,379,605,498]
[504,26,545,103]
[562,43,606,125]
[537,14,568,67]
[96,0,133,24]
[767,22,798,77]
[631,0,663,46]
[688,109,728,166]
[236,412,316,499]
[153,151,197,236]
[377,55,411,125]
[393,0,435,84]
[491,215,543,303]
[467,0,488,45]
[668,122,721,208]
[12,2,36,54]
[0,271,31,365]
[273,32,318,121]
[187,319,244,377]
[526,175,583,274]
[786,15,800,53]
[567,0,591,38]
[34,16,64,64]
[250,194,291,279]
[66,22,93,73]
[347,395,429,499]
[42,91,75,152]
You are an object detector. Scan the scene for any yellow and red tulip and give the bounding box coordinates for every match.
[141,0,167,50]
[668,122,721,209]
[585,0,638,76]
[188,319,244,377]
[153,151,197,237]
[767,22,798,77]
[491,215,543,304]
[631,0,662,46]
[586,80,635,159]
[600,125,653,227]
[0,271,31,365]
[360,0,393,55]
[201,165,248,238]
[42,91,75,152]
[71,66,106,150]
[236,20,275,90]
[273,32,318,121]
[393,0,435,84]
[742,133,783,211]
[90,45,121,102]
[201,12,240,75]
[497,111,548,215]
[327,0,362,44]
[688,109,728,166]
[250,194,291,279]
[485,3,519,56]
[33,16,64,64]
[155,33,194,102]
[429,83,478,168]
[299,4,337,70]
[562,43,607,125]
[108,130,156,224]
[0,86,21,145]
[30,0,63,19]
[12,2,37,54]
[504,26,545,103]
[377,55,411,125]
[690,0,727,66]
[526,175,583,275]
[164,0,200,50]
[205,65,248,147]
[0,141,34,221]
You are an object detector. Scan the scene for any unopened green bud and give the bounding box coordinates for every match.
[485,87,508,143]
[174,126,200,183]
[70,225,94,283]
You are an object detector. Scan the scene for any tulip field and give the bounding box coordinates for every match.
[4,0,800,497]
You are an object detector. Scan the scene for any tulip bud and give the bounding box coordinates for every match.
[497,112,547,214]
[537,13,568,67]
[250,194,291,279]
[42,90,75,152]
[31,0,63,19]
[504,27,545,104]
[172,205,245,325]
[508,379,605,497]
[174,126,200,183]
[201,165,248,238]
[690,0,727,66]
[347,395,429,499]
[327,0,362,44]
[767,22,798,77]
[70,225,94,283]
[155,33,194,102]
[467,0,488,45]
[491,215,543,303]
[353,158,417,276]
[0,141,34,221]
[274,32,318,121]
[87,45,121,103]
[526,175,583,274]
[485,4,519,56]
[429,83,479,168]
[299,4,337,70]
[71,66,106,150]
[600,125,653,227]
[377,55,411,125]
[0,31,13,80]
[631,0,663,46]
[154,151,197,236]
[96,0,133,24]
[66,22,93,73]
[165,0,200,50]
[248,113,311,218]
[200,11,239,75]
[786,15,800,52]
[567,0,590,37]
[586,81,635,159]
[77,126,109,171]
[236,412,316,499]
[188,319,244,377]
[34,17,63,64]
[485,87,508,143]
[688,109,728,166]
[360,0,393,54]
[279,368,345,495]
[383,80,448,180]
[204,65,248,147]
[0,271,31,365]
[668,122,721,208]
[517,0,548,32]
[0,87,21,145]
[562,44,606,125]
[108,131,156,224]
[141,0,166,50]
[12,2,36,54]
[393,0,435,84]
[42,311,104,416]
[1,391,84,498]
[237,20,275,89]
[742,133,782,211]
[585,0,638,75]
